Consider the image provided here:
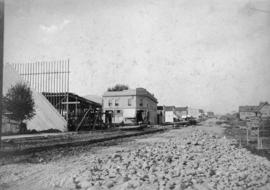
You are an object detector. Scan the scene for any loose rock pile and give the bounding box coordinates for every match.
[73,129,270,190]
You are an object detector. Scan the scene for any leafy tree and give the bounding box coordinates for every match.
[3,82,36,130]
[107,84,129,92]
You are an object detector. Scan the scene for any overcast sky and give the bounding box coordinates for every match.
[4,0,270,114]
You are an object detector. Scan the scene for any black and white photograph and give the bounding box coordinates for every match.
[0,0,270,189]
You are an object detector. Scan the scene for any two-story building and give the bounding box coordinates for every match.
[239,106,257,120]
[239,102,270,120]
[102,88,158,125]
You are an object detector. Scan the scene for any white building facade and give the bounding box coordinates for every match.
[102,88,158,125]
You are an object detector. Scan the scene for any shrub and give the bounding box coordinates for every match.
[3,82,36,131]
[107,84,129,92]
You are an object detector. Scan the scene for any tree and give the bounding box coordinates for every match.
[107,84,129,92]
[3,82,36,131]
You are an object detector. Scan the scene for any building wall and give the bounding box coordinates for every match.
[103,95,136,123]
[157,110,165,124]
[102,94,157,124]
[260,105,270,118]
[239,112,256,120]
[176,110,188,119]
[136,96,157,124]
[188,108,200,118]
[103,95,136,110]
[165,111,175,123]
[207,112,215,118]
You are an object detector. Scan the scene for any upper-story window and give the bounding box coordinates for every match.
[108,99,112,107]
[128,98,132,106]
[140,99,143,107]
[115,99,119,106]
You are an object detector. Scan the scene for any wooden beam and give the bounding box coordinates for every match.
[61,101,80,105]
[76,107,91,131]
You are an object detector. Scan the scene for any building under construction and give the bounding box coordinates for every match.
[12,60,102,131]
[42,92,102,131]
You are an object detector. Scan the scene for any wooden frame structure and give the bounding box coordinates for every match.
[11,60,104,131]
[12,60,70,120]
[42,92,102,131]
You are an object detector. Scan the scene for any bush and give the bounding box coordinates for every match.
[3,82,36,132]
[107,84,129,92]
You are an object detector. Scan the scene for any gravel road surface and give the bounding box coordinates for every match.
[0,120,270,190]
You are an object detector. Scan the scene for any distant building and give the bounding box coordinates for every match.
[156,106,177,123]
[188,107,201,119]
[157,106,165,124]
[175,107,188,119]
[239,106,257,120]
[198,109,206,119]
[256,102,270,119]
[207,111,215,118]
[164,106,178,123]
[102,88,158,124]
[239,102,270,120]
[174,106,203,120]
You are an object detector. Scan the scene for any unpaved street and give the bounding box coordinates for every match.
[0,120,270,190]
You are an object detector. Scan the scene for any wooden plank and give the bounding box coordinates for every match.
[61,101,80,104]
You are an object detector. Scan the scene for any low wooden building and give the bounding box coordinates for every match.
[43,92,102,130]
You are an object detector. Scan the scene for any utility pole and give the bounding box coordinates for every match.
[0,0,4,150]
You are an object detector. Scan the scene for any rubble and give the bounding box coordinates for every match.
[73,129,270,190]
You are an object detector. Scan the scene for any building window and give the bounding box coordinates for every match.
[115,99,119,106]
[140,99,143,107]
[115,110,123,116]
[108,99,112,107]
[128,98,132,106]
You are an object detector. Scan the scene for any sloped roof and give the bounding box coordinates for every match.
[256,102,269,111]
[42,92,101,108]
[164,106,175,111]
[84,95,102,105]
[239,106,258,112]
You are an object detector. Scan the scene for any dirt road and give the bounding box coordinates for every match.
[0,120,270,190]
